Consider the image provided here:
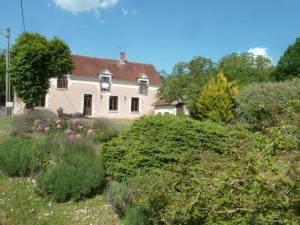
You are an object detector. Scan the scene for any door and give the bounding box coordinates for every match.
[83,95,92,116]
[176,103,184,115]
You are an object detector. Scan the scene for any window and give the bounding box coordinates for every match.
[35,95,45,107]
[131,98,139,112]
[109,96,118,111]
[100,76,110,92]
[57,75,68,89]
[139,80,148,95]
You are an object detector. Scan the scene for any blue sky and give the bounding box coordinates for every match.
[0,0,300,72]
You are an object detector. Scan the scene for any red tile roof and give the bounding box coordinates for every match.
[71,54,162,85]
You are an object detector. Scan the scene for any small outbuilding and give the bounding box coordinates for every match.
[153,99,189,116]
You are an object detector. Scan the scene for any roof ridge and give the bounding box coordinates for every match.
[72,54,155,67]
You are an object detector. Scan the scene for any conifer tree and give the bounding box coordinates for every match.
[195,73,238,122]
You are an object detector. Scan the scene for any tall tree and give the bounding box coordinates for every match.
[218,53,274,86]
[158,56,216,117]
[10,32,73,111]
[274,37,300,81]
[0,50,5,106]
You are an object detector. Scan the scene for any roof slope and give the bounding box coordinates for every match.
[71,55,162,84]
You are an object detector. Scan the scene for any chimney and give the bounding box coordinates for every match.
[120,52,126,64]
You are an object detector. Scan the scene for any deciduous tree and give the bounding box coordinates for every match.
[274,37,300,81]
[10,32,73,111]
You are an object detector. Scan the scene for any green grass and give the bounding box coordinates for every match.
[0,175,121,225]
[0,116,12,143]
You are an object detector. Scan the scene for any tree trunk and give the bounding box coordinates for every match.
[24,103,34,114]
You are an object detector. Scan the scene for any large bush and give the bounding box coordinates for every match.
[36,137,105,202]
[101,115,256,181]
[235,78,300,129]
[0,137,37,176]
[195,73,239,122]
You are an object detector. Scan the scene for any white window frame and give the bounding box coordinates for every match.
[99,70,112,92]
[138,74,149,96]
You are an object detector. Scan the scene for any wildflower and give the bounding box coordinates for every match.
[66,128,73,135]
[55,119,62,125]
[36,125,45,132]
[87,129,95,137]
[68,134,74,140]
[45,127,50,132]
[56,124,62,129]
[75,133,82,140]
[72,118,81,126]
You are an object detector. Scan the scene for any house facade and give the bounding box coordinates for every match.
[14,53,162,119]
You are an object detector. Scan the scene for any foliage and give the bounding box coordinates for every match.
[124,206,151,225]
[274,37,300,81]
[104,182,133,216]
[10,32,73,110]
[10,109,56,136]
[36,137,104,202]
[0,137,36,176]
[158,56,216,115]
[235,78,300,129]
[101,115,257,181]
[218,53,274,86]
[195,73,239,122]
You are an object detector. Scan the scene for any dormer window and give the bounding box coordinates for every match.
[57,75,68,89]
[100,70,111,92]
[138,74,149,95]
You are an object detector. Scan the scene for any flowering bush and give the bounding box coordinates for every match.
[33,118,95,140]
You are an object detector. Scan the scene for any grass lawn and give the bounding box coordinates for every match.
[0,175,121,225]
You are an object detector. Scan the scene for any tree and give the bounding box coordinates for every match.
[158,56,216,113]
[10,32,73,111]
[195,73,239,122]
[274,37,300,81]
[218,53,274,86]
[0,50,5,106]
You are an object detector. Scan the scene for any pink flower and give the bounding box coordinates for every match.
[56,124,62,129]
[72,118,81,126]
[55,119,61,125]
[87,129,95,137]
[75,133,82,140]
[45,127,50,132]
[36,125,45,132]
[66,128,73,135]
[68,134,74,140]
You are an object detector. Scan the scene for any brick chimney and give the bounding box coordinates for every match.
[120,52,126,64]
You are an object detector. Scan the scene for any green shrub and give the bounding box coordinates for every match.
[36,137,104,202]
[124,207,150,225]
[235,78,300,129]
[104,181,133,216]
[0,137,36,176]
[195,73,239,122]
[93,130,118,143]
[10,109,56,136]
[101,115,245,181]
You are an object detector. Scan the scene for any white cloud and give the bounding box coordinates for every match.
[247,47,271,60]
[122,8,128,16]
[122,8,138,16]
[51,0,119,15]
